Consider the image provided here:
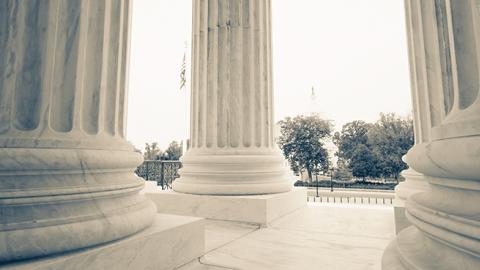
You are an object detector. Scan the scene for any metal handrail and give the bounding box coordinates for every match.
[306,190,394,205]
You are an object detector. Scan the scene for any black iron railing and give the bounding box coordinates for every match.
[306,189,394,205]
[135,160,182,190]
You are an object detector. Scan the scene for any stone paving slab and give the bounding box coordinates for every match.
[180,204,394,270]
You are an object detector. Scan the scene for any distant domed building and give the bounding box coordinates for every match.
[308,87,338,169]
[308,87,328,119]
[275,87,339,181]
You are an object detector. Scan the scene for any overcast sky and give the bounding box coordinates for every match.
[127,0,412,150]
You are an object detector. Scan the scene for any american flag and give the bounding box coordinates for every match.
[179,41,188,90]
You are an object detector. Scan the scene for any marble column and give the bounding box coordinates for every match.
[173,0,292,195]
[383,0,480,269]
[0,0,156,263]
[394,166,430,234]
[393,0,433,234]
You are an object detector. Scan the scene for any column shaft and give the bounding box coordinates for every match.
[393,0,433,234]
[190,0,273,149]
[173,0,292,195]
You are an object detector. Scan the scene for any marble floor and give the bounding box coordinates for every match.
[177,203,395,270]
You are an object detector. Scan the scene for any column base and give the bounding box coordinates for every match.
[146,188,307,226]
[393,168,430,234]
[393,203,410,234]
[382,226,480,270]
[0,148,156,263]
[0,214,205,270]
[173,151,294,195]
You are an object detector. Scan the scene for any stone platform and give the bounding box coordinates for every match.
[179,203,394,270]
[0,214,205,270]
[393,201,410,234]
[146,188,307,226]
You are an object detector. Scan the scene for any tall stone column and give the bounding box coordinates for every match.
[0,0,156,263]
[393,0,433,234]
[383,0,480,269]
[173,0,292,195]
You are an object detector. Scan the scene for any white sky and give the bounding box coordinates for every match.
[127,0,412,150]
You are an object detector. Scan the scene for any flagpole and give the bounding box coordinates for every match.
[182,41,190,155]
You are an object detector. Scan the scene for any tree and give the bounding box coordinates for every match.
[333,120,372,165]
[164,141,183,160]
[368,113,414,181]
[333,115,413,182]
[333,159,353,181]
[333,120,377,180]
[144,142,163,160]
[350,144,379,181]
[277,115,333,181]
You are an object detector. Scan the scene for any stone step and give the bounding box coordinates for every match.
[146,189,307,226]
[1,214,205,270]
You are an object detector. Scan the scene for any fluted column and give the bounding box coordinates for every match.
[173,0,292,195]
[383,0,480,269]
[393,0,432,234]
[0,0,156,263]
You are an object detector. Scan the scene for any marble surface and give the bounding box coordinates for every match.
[0,0,157,263]
[179,260,231,270]
[1,214,205,270]
[383,226,480,270]
[393,168,430,234]
[147,188,307,226]
[179,203,394,270]
[140,180,159,194]
[174,0,292,196]
[204,220,259,252]
[384,0,480,267]
[0,144,157,263]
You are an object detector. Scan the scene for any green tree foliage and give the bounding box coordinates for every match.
[143,141,184,161]
[332,120,371,164]
[334,113,413,181]
[164,141,183,160]
[368,113,414,181]
[350,144,379,181]
[277,115,333,181]
[333,159,353,180]
[144,142,163,160]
